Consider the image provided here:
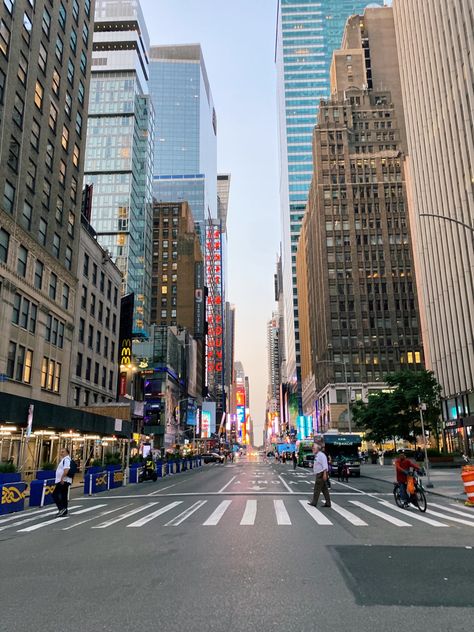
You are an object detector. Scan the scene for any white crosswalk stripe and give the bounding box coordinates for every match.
[432,503,474,519]
[92,503,158,529]
[377,500,448,527]
[241,500,257,525]
[330,501,368,526]
[127,502,183,527]
[274,499,291,525]
[203,500,232,526]
[18,505,84,532]
[165,500,207,526]
[1,508,61,531]
[299,500,333,525]
[0,505,56,527]
[425,508,474,527]
[349,500,412,527]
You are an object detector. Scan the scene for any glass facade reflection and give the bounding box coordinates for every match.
[276,0,369,390]
[84,2,153,336]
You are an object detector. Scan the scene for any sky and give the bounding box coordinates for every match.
[141,0,281,444]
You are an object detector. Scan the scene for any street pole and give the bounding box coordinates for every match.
[343,361,352,434]
[419,398,433,488]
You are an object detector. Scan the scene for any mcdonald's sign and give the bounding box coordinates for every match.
[120,339,132,366]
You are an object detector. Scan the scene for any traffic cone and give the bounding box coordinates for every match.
[461,465,474,506]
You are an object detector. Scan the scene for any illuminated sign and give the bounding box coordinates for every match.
[236,405,245,434]
[236,387,245,407]
[201,410,211,438]
[120,338,132,366]
[205,222,224,406]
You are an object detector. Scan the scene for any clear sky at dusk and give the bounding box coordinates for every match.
[141,0,281,442]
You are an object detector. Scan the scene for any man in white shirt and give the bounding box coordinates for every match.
[52,447,72,517]
[308,443,331,508]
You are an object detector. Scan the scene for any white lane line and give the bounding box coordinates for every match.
[240,500,257,525]
[330,502,368,526]
[218,476,236,493]
[165,500,207,526]
[450,503,474,514]
[17,506,84,532]
[127,502,183,527]
[349,501,411,527]
[62,504,134,530]
[434,503,474,518]
[274,500,291,525]
[92,503,158,529]
[0,508,60,531]
[203,500,232,526]
[299,500,333,525]
[278,475,294,493]
[0,506,56,527]
[378,501,448,527]
[147,483,179,496]
[333,480,365,494]
[425,508,474,527]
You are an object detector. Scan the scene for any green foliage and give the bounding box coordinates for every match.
[0,462,17,473]
[104,451,121,465]
[353,369,442,444]
[40,461,56,471]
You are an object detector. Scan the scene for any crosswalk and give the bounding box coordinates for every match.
[2,496,474,534]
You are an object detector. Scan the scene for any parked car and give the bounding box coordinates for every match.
[202,452,225,464]
[302,454,315,468]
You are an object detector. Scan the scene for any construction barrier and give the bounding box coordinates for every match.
[461,465,474,507]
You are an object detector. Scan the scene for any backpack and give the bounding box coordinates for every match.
[67,458,78,480]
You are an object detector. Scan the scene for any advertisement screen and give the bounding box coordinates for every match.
[201,410,211,438]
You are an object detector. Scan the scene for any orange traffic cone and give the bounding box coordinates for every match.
[461,465,474,507]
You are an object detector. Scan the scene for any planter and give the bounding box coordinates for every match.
[0,472,21,484]
[105,464,122,471]
[35,470,55,481]
[29,478,56,507]
[0,481,27,514]
[85,466,103,476]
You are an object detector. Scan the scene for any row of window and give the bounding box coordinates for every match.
[78,318,116,362]
[75,354,115,391]
[80,286,117,333]
[73,387,113,407]
[82,254,118,305]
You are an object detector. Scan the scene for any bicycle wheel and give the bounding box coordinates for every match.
[414,489,427,512]
[393,486,404,508]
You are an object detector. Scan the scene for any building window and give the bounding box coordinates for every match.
[52,68,60,97]
[0,227,9,263]
[12,294,36,333]
[104,336,109,358]
[62,283,70,309]
[94,362,99,385]
[70,176,78,202]
[68,212,75,238]
[0,19,10,58]
[59,3,66,31]
[18,52,28,85]
[31,119,41,151]
[49,103,58,132]
[72,0,79,23]
[61,124,69,151]
[74,387,81,406]
[7,342,32,384]
[82,23,89,46]
[45,315,64,348]
[90,293,95,317]
[100,272,105,293]
[70,29,77,54]
[96,331,101,354]
[26,161,36,192]
[102,366,106,388]
[55,35,63,62]
[75,111,82,136]
[78,317,85,343]
[42,8,51,38]
[85,357,91,381]
[59,160,66,186]
[13,93,24,128]
[83,253,89,277]
[113,287,118,306]
[49,272,57,300]
[52,233,60,258]
[92,263,97,286]
[81,285,87,309]
[65,91,72,119]
[72,144,80,168]
[38,43,48,73]
[65,246,72,271]
[78,81,84,105]
[3,181,15,213]
[4,0,14,15]
[55,197,63,224]
[45,144,54,171]
[80,50,87,75]
[108,370,114,391]
[34,260,44,290]
[111,341,115,362]
[107,279,111,300]
[22,201,32,230]
[67,59,75,85]
[7,137,19,172]
[22,13,33,45]
[38,218,47,245]
[41,357,61,392]
[0,68,5,104]
[105,307,110,328]
[112,313,117,334]
[76,352,83,378]
[17,245,28,277]
[98,300,103,322]
[88,324,93,349]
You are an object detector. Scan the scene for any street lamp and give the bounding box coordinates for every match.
[315,359,352,433]
[419,399,433,488]
[419,213,474,236]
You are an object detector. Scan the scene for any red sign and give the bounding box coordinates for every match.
[206,223,224,400]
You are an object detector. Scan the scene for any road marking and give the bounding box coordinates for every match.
[218,476,236,493]
[62,504,133,530]
[147,483,179,496]
[451,503,474,514]
[349,501,411,527]
[127,502,183,527]
[274,500,291,525]
[330,502,368,526]
[0,505,56,527]
[203,500,232,526]
[92,503,158,529]
[17,506,84,532]
[299,500,333,525]
[378,500,448,527]
[434,503,474,519]
[0,508,59,531]
[332,480,365,494]
[425,508,474,527]
[278,475,294,493]
[240,500,257,525]
[165,500,207,526]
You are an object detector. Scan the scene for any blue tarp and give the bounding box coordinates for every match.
[276,444,296,453]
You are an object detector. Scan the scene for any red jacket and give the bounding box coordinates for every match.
[395,457,419,483]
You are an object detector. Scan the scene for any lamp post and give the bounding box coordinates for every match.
[315,359,352,433]
[419,213,474,237]
[419,399,433,488]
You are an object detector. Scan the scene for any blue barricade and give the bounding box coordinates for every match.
[129,464,142,484]
[107,469,124,489]
[84,471,108,495]
[30,478,56,507]
[0,481,27,515]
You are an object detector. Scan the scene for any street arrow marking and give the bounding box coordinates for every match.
[248,485,266,491]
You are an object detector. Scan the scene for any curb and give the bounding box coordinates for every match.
[361,471,466,503]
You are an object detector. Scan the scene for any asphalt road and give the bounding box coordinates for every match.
[1,457,473,632]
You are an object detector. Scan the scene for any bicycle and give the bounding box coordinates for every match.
[393,469,427,512]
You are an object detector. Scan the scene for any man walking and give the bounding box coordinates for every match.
[52,447,72,517]
[308,443,331,508]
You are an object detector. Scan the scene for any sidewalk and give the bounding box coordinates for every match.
[361,463,466,502]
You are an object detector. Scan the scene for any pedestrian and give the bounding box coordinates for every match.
[292,451,297,470]
[52,447,72,517]
[308,443,331,508]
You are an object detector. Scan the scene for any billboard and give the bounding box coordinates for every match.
[201,410,211,438]
[202,401,216,436]
[297,415,313,441]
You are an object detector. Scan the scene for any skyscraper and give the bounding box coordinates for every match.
[84,0,154,336]
[148,44,218,238]
[276,0,369,413]
[393,0,474,452]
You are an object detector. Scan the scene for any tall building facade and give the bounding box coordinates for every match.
[149,44,218,238]
[276,0,369,413]
[0,0,95,406]
[297,7,423,432]
[84,0,153,336]
[393,0,474,452]
[266,312,281,415]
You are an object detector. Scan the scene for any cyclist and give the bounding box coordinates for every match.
[395,450,421,507]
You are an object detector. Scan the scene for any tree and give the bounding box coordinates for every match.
[353,369,442,448]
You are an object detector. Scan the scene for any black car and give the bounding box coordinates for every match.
[202,452,225,464]
[302,454,315,468]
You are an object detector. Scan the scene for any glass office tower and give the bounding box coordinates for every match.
[148,45,218,240]
[276,0,369,407]
[84,0,153,336]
